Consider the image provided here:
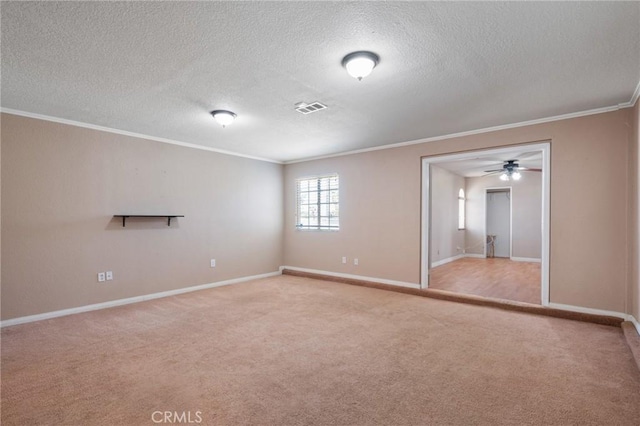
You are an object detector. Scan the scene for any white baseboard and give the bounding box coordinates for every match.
[511,257,542,263]
[547,303,640,336]
[547,302,628,320]
[464,253,486,259]
[431,254,464,268]
[463,254,541,263]
[630,315,640,336]
[281,265,420,289]
[0,270,282,328]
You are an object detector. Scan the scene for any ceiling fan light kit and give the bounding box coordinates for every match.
[487,159,540,181]
[500,170,522,181]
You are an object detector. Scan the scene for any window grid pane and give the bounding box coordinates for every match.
[296,174,340,231]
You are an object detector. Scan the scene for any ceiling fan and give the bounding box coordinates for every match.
[484,160,541,181]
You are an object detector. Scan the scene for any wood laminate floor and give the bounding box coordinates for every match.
[429,257,541,304]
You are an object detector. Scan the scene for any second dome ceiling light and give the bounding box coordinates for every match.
[342,51,379,81]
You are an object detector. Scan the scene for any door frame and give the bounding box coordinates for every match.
[420,142,550,306]
[485,187,512,258]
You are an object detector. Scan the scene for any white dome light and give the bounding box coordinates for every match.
[342,51,379,81]
[210,110,237,128]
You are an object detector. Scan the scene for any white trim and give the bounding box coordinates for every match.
[547,302,628,320]
[282,266,420,289]
[540,144,551,306]
[0,108,282,165]
[420,164,431,287]
[547,306,640,336]
[628,315,640,336]
[619,80,640,108]
[5,85,638,166]
[511,257,542,263]
[464,253,486,259]
[5,77,638,166]
[431,254,464,268]
[0,271,281,328]
[287,105,620,164]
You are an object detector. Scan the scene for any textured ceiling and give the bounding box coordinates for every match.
[2,2,639,163]
[435,150,543,178]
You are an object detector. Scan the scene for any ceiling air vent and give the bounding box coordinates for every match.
[294,101,327,115]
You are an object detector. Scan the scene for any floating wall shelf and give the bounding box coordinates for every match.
[114,215,184,227]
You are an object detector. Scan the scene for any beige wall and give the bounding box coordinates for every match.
[284,110,631,312]
[284,151,420,282]
[1,113,284,320]
[2,105,637,320]
[430,166,465,264]
[465,172,542,259]
[631,101,639,321]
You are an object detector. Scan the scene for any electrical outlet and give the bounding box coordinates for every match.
[354,258,359,266]
[342,256,347,264]
[210,259,216,268]
[97,272,106,282]
[106,271,113,281]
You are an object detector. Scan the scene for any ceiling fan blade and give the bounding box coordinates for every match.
[515,151,542,160]
[519,167,542,172]
[483,169,504,173]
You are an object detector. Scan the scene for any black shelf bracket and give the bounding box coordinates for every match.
[114,215,184,227]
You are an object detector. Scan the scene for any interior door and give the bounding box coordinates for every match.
[486,190,511,258]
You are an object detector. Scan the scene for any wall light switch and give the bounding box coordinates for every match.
[210,259,216,268]
[98,272,106,282]
[342,256,347,264]
[106,271,113,281]
[354,258,359,266]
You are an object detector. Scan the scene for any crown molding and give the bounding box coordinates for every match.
[617,79,640,108]
[4,76,639,166]
[0,108,283,165]
[285,104,625,164]
[630,79,640,107]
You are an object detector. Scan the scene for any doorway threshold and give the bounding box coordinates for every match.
[282,268,623,328]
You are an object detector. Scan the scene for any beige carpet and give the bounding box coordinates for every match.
[2,275,640,425]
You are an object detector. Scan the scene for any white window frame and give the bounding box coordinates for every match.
[295,173,339,231]
[458,188,466,230]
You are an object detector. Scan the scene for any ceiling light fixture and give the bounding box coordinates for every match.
[210,110,237,128]
[342,51,379,81]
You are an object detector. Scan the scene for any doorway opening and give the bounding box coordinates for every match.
[485,188,512,258]
[420,143,550,306]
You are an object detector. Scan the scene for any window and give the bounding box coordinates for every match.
[458,188,465,230]
[296,174,339,230]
